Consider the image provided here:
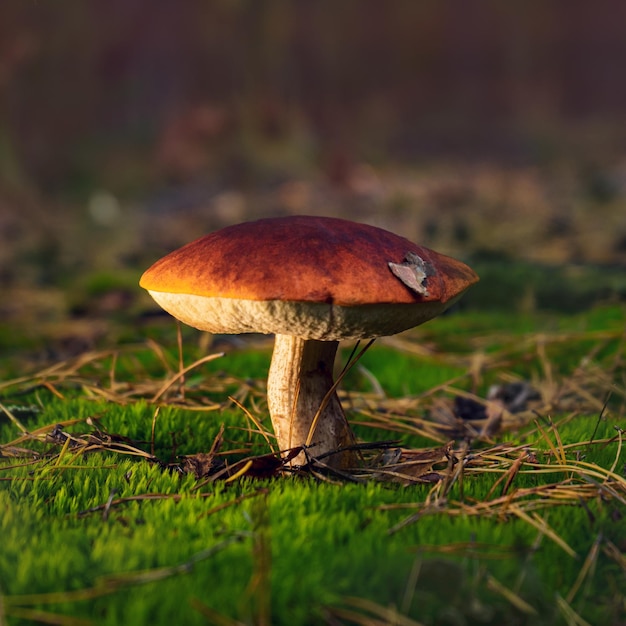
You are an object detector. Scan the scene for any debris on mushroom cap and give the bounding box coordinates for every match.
[140,215,478,341]
[388,252,436,297]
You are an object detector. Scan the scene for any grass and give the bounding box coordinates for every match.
[0,305,625,625]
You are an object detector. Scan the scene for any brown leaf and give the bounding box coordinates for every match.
[182,451,219,479]
[180,425,224,478]
[384,441,455,485]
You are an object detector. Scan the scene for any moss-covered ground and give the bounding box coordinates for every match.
[1,304,625,625]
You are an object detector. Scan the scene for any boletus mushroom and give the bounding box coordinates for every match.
[140,215,478,469]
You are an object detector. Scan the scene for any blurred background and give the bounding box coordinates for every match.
[1,0,626,359]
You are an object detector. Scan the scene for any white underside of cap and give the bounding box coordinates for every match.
[148,290,459,340]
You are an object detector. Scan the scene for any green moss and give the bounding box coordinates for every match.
[1,305,625,625]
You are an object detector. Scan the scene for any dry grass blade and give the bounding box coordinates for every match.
[0,341,237,410]
[328,596,425,626]
[77,492,215,518]
[567,533,601,604]
[224,460,254,483]
[3,607,93,626]
[0,401,28,434]
[383,472,616,540]
[485,450,532,498]
[608,426,623,478]
[189,599,247,626]
[411,541,520,559]
[0,374,34,393]
[54,435,72,467]
[3,419,161,467]
[151,352,224,402]
[485,574,538,615]
[305,338,376,449]
[508,507,576,558]
[350,409,447,444]
[534,419,564,465]
[572,459,626,491]
[602,541,626,571]
[228,396,275,452]
[380,408,625,531]
[1,418,89,451]
[195,488,269,519]
[145,338,175,374]
[323,606,391,626]
[48,428,157,463]
[555,594,593,626]
[246,492,271,626]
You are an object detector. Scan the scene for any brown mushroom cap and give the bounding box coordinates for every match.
[140,215,478,341]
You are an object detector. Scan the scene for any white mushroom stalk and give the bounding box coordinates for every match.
[267,335,355,468]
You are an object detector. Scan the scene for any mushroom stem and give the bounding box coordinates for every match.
[267,334,356,468]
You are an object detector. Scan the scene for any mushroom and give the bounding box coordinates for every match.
[139,215,478,468]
